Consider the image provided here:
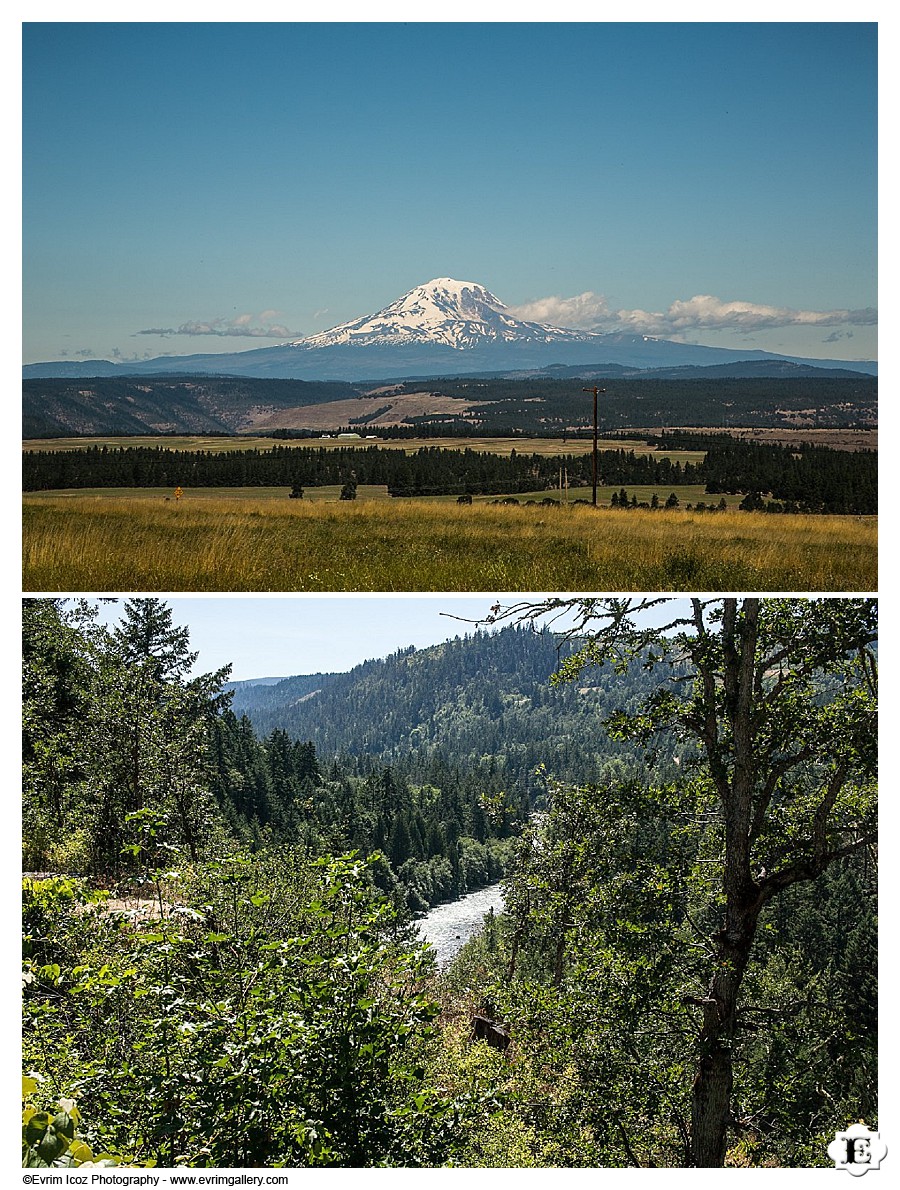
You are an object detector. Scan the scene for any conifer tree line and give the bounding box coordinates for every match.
[699,438,876,513]
[23,599,529,910]
[22,436,876,511]
[22,442,699,496]
[226,624,676,790]
[207,713,519,913]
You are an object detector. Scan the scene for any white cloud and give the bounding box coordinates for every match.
[614,295,877,337]
[511,291,876,338]
[506,292,610,328]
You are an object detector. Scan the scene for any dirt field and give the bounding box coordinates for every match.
[249,390,477,430]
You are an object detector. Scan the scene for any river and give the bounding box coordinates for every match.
[416,880,505,965]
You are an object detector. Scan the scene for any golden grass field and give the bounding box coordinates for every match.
[23,490,876,593]
[22,435,707,465]
[20,483,743,506]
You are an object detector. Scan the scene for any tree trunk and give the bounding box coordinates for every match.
[689,919,756,1165]
[690,1046,733,1167]
[689,597,761,1166]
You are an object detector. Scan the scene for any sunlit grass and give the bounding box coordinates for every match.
[25,485,393,502]
[23,492,876,593]
[21,483,741,507]
[22,435,706,464]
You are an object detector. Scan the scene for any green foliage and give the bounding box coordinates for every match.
[23,846,468,1167]
[22,1078,119,1168]
[469,597,878,1166]
[208,701,527,908]
[227,623,677,796]
[23,599,97,870]
[23,598,232,875]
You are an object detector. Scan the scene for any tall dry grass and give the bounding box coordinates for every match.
[23,494,876,593]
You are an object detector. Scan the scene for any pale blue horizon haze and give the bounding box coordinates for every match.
[22,21,877,365]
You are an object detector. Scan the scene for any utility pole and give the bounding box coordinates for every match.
[582,387,606,506]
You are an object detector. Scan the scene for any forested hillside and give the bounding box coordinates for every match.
[23,601,534,912]
[22,598,876,1170]
[228,623,678,788]
[398,376,876,433]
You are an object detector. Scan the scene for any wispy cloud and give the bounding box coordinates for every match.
[508,291,877,338]
[110,347,163,362]
[134,312,302,339]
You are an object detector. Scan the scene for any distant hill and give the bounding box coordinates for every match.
[512,359,875,381]
[227,624,681,790]
[22,375,361,438]
[223,675,294,689]
[226,672,335,700]
[23,373,877,438]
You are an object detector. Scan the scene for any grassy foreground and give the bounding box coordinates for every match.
[23,493,876,592]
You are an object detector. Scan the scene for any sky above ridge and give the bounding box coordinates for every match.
[23,20,877,365]
[88,595,693,682]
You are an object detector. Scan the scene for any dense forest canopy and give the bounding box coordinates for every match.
[226,623,681,785]
[23,597,876,1169]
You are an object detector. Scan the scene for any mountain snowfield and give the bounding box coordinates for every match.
[297,277,597,350]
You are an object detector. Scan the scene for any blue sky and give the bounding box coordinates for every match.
[93,595,508,680]
[22,20,877,364]
[89,595,692,681]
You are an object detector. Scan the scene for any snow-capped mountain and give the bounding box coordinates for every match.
[297,278,594,350]
[24,277,877,380]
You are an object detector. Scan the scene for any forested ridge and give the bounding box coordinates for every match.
[23,374,876,437]
[396,376,876,433]
[23,598,876,1169]
[227,624,677,787]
